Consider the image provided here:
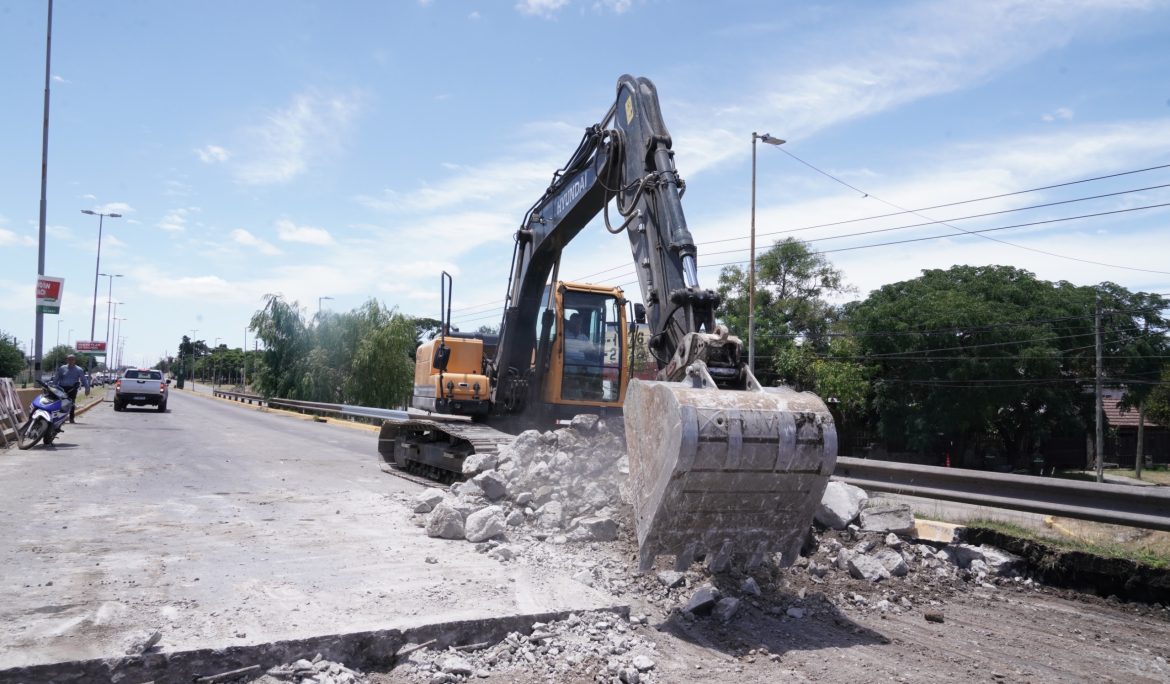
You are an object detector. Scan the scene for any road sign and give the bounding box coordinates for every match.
[76,340,107,353]
[36,276,65,314]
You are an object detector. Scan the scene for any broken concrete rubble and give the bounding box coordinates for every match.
[471,470,508,501]
[858,499,916,533]
[425,503,465,540]
[815,481,869,529]
[265,654,368,684]
[413,488,446,514]
[393,611,661,684]
[684,585,720,616]
[464,506,506,543]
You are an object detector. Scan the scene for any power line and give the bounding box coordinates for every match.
[704,162,1170,245]
[775,147,1170,275]
[453,164,1170,316]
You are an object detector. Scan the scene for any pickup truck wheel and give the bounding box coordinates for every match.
[157,401,167,412]
[113,398,124,411]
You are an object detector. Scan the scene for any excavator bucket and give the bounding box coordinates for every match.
[623,363,837,572]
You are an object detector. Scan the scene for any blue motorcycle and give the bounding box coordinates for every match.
[18,381,72,449]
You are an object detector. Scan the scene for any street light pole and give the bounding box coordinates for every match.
[82,210,121,364]
[100,272,122,369]
[243,326,248,389]
[748,132,785,374]
[55,319,64,348]
[33,0,53,375]
[318,296,334,316]
[189,328,199,387]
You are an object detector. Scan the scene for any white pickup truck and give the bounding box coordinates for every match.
[113,368,170,412]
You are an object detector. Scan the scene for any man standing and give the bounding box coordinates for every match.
[54,354,91,423]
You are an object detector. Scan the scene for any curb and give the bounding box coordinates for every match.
[0,606,629,683]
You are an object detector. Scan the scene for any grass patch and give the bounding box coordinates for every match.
[1103,467,1170,486]
[963,517,1170,569]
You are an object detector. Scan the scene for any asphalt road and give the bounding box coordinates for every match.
[0,388,619,674]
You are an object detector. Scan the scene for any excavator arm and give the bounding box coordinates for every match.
[493,75,740,414]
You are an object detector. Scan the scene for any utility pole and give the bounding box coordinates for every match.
[1095,294,1104,484]
[243,326,248,389]
[189,328,199,389]
[33,0,53,374]
[1137,318,1149,480]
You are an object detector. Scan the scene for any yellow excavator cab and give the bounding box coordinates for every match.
[543,281,629,409]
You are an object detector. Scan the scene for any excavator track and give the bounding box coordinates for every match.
[378,417,516,483]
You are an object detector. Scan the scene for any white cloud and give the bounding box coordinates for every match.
[1042,107,1075,122]
[231,228,282,255]
[234,90,363,185]
[275,218,334,245]
[196,145,231,163]
[51,74,70,84]
[80,193,96,200]
[158,208,194,233]
[356,158,555,214]
[91,202,134,216]
[515,0,569,18]
[594,0,631,12]
[0,228,36,247]
[468,10,481,20]
[669,0,1153,177]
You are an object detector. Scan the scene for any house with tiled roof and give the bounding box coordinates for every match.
[1101,389,1169,468]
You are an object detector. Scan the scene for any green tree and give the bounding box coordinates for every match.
[717,237,851,385]
[250,294,309,399]
[0,332,25,378]
[43,345,91,372]
[1146,365,1170,429]
[846,265,1169,471]
[350,311,417,408]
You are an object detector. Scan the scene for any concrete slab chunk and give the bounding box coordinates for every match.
[815,481,869,529]
[465,506,506,543]
[427,503,466,540]
[859,499,915,534]
[912,518,966,544]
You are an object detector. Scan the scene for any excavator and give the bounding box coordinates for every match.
[379,75,837,571]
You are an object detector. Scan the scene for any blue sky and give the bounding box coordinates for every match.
[2,0,1169,368]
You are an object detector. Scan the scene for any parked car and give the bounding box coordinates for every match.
[114,368,170,412]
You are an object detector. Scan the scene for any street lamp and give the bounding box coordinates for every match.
[111,318,125,370]
[100,272,122,368]
[318,296,334,315]
[55,319,65,348]
[189,328,199,387]
[243,326,249,388]
[81,209,121,365]
[749,132,785,374]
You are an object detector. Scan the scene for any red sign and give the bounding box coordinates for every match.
[36,276,65,314]
[76,341,107,352]
[37,278,62,299]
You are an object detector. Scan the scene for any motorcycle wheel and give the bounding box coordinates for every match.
[18,419,47,450]
[42,426,56,446]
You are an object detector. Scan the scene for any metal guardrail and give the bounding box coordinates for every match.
[264,397,409,423]
[212,389,268,407]
[834,456,1170,532]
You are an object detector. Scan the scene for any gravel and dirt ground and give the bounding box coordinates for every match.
[343,418,1170,684]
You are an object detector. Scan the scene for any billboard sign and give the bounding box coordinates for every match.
[76,340,107,353]
[36,276,65,314]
